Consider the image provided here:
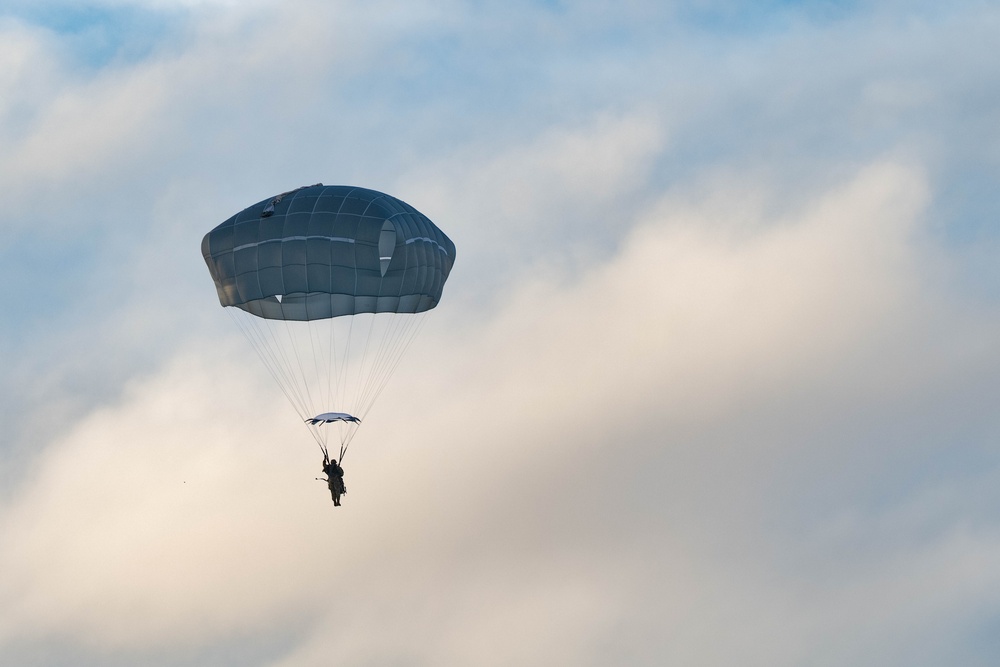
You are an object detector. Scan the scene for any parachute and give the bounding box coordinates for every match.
[202,184,455,461]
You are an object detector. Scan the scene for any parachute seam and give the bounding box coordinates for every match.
[232,236,356,253]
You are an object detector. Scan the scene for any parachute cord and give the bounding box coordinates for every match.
[337,317,348,415]
[228,309,328,452]
[256,317,308,416]
[337,312,430,461]
[337,313,383,461]
[283,315,317,419]
[356,312,427,420]
[244,312,310,417]
[359,312,428,420]
[306,315,325,419]
[350,312,380,429]
[327,313,338,423]
[336,314,354,418]
[228,309,307,417]
[270,324,312,418]
[372,314,422,406]
[355,313,401,412]
[353,314,405,420]
[339,313,357,420]
[279,312,329,453]
[227,305,431,463]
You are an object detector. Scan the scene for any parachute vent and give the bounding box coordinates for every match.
[379,220,397,277]
[261,183,324,217]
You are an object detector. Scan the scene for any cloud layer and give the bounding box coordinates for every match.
[1,1,999,665]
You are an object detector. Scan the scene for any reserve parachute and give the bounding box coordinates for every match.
[202,184,455,461]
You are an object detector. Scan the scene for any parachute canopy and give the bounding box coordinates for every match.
[202,184,455,321]
[202,184,455,460]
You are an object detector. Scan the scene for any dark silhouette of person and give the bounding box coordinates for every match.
[322,454,346,506]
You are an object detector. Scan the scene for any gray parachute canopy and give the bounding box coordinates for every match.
[201,184,455,321]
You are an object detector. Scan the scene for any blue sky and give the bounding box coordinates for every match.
[1,1,1000,665]
[3,2,180,69]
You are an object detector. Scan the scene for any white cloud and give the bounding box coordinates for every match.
[434,160,929,437]
[4,156,998,664]
[0,1,410,232]
[3,1,1000,664]
[394,110,667,301]
[0,350,320,648]
[406,110,665,225]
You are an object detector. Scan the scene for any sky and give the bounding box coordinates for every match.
[1,0,1000,665]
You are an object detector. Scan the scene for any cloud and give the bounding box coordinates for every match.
[0,351,315,648]
[3,1,1000,665]
[438,160,929,433]
[3,154,998,665]
[396,110,666,285]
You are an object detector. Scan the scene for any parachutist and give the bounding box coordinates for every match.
[322,454,346,506]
